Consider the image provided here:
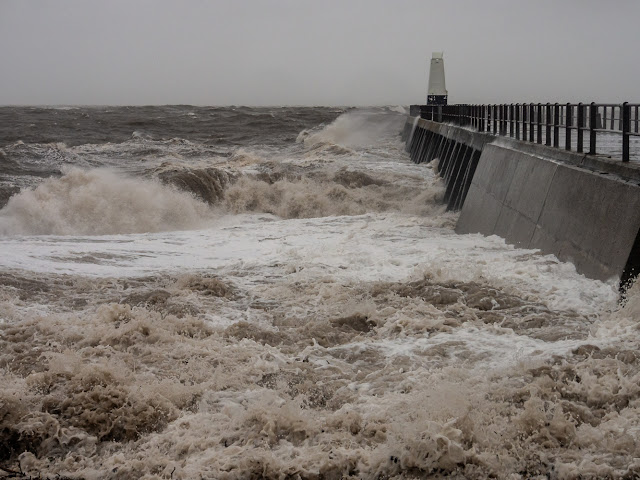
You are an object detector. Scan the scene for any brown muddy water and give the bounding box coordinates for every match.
[0,106,637,479]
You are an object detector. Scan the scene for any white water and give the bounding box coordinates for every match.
[1,108,637,479]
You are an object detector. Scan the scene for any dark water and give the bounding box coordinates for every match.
[0,105,344,147]
[0,106,345,207]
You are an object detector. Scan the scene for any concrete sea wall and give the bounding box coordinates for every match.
[403,117,640,284]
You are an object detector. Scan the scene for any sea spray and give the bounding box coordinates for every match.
[0,168,215,235]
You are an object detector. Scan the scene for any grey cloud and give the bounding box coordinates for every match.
[0,0,638,105]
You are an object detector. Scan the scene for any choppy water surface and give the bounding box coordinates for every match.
[0,106,638,479]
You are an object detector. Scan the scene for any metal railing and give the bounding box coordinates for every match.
[416,103,640,163]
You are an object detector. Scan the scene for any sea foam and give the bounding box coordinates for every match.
[0,168,215,235]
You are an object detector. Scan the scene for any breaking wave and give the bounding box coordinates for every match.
[298,109,407,149]
[155,165,236,205]
[223,170,447,220]
[0,168,215,236]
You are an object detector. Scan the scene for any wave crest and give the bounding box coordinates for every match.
[0,168,214,236]
[223,173,446,220]
[155,165,235,205]
[300,109,406,149]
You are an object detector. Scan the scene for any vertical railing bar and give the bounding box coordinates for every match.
[504,104,508,136]
[611,105,615,130]
[529,103,535,142]
[509,104,514,137]
[537,103,542,144]
[622,102,630,162]
[565,103,572,151]
[589,102,597,155]
[553,103,559,148]
[577,102,584,153]
[546,103,552,146]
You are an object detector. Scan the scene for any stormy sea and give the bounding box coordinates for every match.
[0,105,638,479]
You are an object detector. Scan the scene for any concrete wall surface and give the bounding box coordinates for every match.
[456,143,640,281]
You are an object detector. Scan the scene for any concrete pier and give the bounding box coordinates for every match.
[403,116,640,284]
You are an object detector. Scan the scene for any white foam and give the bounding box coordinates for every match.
[0,212,616,316]
[0,168,215,235]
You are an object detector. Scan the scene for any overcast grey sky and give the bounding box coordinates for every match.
[1,0,638,106]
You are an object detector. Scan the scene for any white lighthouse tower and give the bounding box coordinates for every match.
[427,52,447,105]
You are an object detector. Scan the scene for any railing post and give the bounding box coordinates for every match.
[553,103,559,148]
[493,105,497,134]
[577,103,584,153]
[529,104,535,142]
[622,102,630,162]
[537,103,542,144]
[565,103,573,151]
[505,104,509,136]
[589,102,597,155]
[522,103,527,141]
[486,105,490,132]
[437,106,443,123]
[500,103,508,135]
[509,104,514,137]
[545,103,552,146]
[479,105,485,132]
[483,105,487,132]
[503,104,508,136]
